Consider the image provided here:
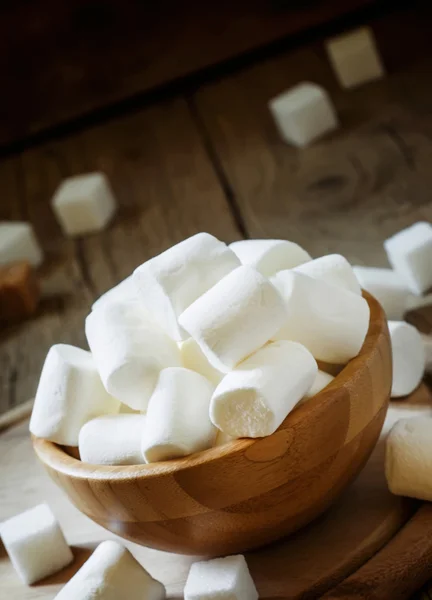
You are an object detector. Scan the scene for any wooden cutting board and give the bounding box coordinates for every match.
[1,383,432,599]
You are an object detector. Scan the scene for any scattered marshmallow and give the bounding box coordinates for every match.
[142,367,216,462]
[133,233,240,341]
[210,341,317,438]
[30,344,119,446]
[92,275,137,311]
[269,82,338,147]
[386,416,432,501]
[0,504,73,585]
[229,239,311,277]
[272,270,370,363]
[388,321,425,398]
[54,540,165,600]
[353,266,411,320]
[179,338,223,385]
[184,554,258,600]
[303,370,334,399]
[326,27,384,89]
[51,172,117,237]
[79,414,146,465]
[85,301,181,411]
[294,254,361,295]
[384,222,432,295]
[0,221,43,267]
[179,266,287,373]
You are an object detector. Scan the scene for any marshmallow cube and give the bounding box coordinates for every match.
[294,254,361,295]
[30,344,119,446]
[133,233,240,341]
[386,417,432,501]
[0,222,43,267]
[303,370,334,400]
[142,367,216,463]
[210,341,317,438]
[272,270,370,363]
[184,554,258,600]
[92,275,137,311]
[269,82,338,147]
[51,172,117,237]
[384,222,432,295]
[86,301,181,411]
[229,239,311,277]
[55,540,165,600]
[326,27,384,89]
[353,266,411,320]
[180,338,224,385]
[388,321,425,398]
[0,504,73,585]
[179,266,288,373]
[79,414,146,465]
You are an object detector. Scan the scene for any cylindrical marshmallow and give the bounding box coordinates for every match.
[142,367,216,463]
[30,344,120,446]
[386,416,432,501]
[422,334,432,374]
[388,321,425,398]
[294,254,361,295]
[210,340,317,438]
[272,270,370,364]
[179,266,288,373]
[92,275,137,311]
[213,429,235,447]
[353,266,411,320]
[85,301,181,411]
[79,414,146,465]
[303,370,334,399]
[179,338,224,385]
[229,239,311,277]
[54,540,166,600]
[133,233,240,341]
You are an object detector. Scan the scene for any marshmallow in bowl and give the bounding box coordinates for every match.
[229,239,311,276]
[353,266,411,320]
[294,254,361,295]
[179,338,224,385]
[388,321,425,398]
[304,370,334,399]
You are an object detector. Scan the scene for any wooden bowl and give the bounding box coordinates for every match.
[33,292,391,556]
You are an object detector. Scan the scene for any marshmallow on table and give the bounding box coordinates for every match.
[133,233,240,341]
[269,82,338,147]
[0,504,73,585]
[92,275,136,311]
[86,300,181,411]
[384,222,432,295]
[142,367,216,463]
[0,222,43,266]
[54,540,165,600]
[272,270,370,364]
[184,554,258,600]
[326,27,384,89]
[30,344,119,446]
[179,266,287,373]
[210,340,317,438]
[294,254,361,295]
[388,321,425,398]
[353,266,411,320]
[229,239,311,277]
[51,172,117,237]
[180,338,223,385]
[303,370,334,400]
[79,414,146,465]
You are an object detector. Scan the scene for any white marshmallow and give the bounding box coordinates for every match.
[386,416,432,501]
[0,504,73,585]
[406,293,432,312]
[133,233,240,341]
[86,301,181,411]
[272,270,370,363]
[422,334,432,373]
[303,370,334,399]
[179,266,287,373]
[142,367,216,463]
[353,266,411,320]
[54,540,165,600]
[79,414,146,465]
[388,321,425,398]
[384,222,432,295]
[326,27,384,89]
[269,82,338,147]
[179,338,223,385]
[51,172,117,237]
[229,239,311,277]
[92,275,137,311]
[210,341,317,438]
[184,554,258,600]
[30,344,119,446]
[0,221,43,267]
[294,254,361,295]
[214,429,235,447]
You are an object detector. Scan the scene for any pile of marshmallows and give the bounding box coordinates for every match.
[30,224,431,466]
